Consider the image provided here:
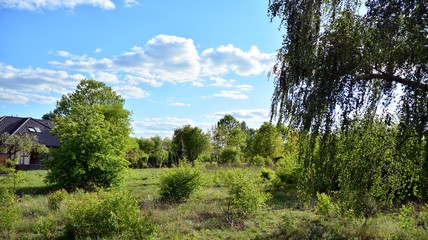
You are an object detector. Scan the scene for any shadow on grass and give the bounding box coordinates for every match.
[16,185,53,196]
[267,188,302,210]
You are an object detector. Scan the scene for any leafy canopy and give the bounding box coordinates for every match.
[269,0,427,134]
[45,79,131,191]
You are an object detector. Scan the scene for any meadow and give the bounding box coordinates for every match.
[1,165,428,239]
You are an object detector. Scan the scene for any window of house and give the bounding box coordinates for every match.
[35,127,41,133]
[28,127,35,132]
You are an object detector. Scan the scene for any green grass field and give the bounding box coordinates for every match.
[1,166,428,239]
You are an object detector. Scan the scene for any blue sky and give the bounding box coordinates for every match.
[0,0,283,138]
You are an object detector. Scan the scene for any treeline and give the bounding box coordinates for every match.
[126,114,296,168]
[127,113,427,215]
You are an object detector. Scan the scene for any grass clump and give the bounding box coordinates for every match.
[159,165,203,203]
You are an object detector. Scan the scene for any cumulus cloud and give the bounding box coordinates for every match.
[201,44,275,76]
[0,63,84,94]
[0,0,115,11]
[214,90,248,100]
[112,85,150,99]
[0,87,57,104]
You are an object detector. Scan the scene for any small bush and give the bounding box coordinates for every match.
[225,169,270,217]
[260,167,276,181]
[48,189,68,210]
[399,204,415,230]
[220,148,241,163]
[251,155,267,166]
[0,187,20,230]
[315,192,338,217]
[159,165,203,203]
[64,189,157,239]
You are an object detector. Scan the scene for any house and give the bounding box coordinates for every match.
[0,116,59,170]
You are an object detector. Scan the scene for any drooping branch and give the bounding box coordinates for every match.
[362,73,428,93]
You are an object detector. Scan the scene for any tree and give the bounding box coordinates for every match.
[251,122,284,159]
[171,125,211,164]
[211,115,246,161]
[269,0,427,132]
[268,0,427,202]
[0,133,48,165]
[45,79,131,191]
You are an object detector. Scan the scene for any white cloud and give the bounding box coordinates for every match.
[0,63,84,94]
[112,85,150,99]
[205,109,270,127]
[201,44,275,76]
[236,84,253,91]
[0,87,57,104]
[0,0,115,11]
[125,74,163,87]
[170,102,190,107]
[124,0,140,7]
[132,117,196,138]
[214,90,248,100]
[49,35,274,91]
[209,76,235,88]
[90,71,120,83]
[94,48,103,53]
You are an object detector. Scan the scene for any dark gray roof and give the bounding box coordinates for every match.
[0,116,59,148]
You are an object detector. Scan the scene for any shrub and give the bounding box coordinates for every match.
[159,165,203,203]
[251,155,267,166]
[48,189,68,210]
[219,148,241,163]
[0,186,20,230]
[260,167,276,181]
[315,192,338,217]
[64,189,157,239]
[225,169,270,217]
[399,204,415,230]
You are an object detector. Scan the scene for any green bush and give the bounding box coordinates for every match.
[251,155,267,166]
[159,165,203,203]
[260,167,276,181]
[48,189,68,210]
[225,169,270,217]
[0,187,20,230]
[64,190,157,239]
[315,192,338,217]
[219,148,241,163]
[399,204,415,230]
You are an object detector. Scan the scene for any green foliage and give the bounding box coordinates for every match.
[62,190,157,239]
[0,186,20,230]
[224,169,270,217]
[251,122,284,159]
[171,125,211,164]
[159,165,203,203]
[219,147,241,164]
[250,155,268,167]
[45,79,131,191]
[315,193,338,217]
[47,189,67,211]
[260,167,276,181]
[212,115,246,159]
[399,204,416,230]
[0,133,48,165]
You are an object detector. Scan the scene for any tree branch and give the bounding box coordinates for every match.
[364,73,428,93]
